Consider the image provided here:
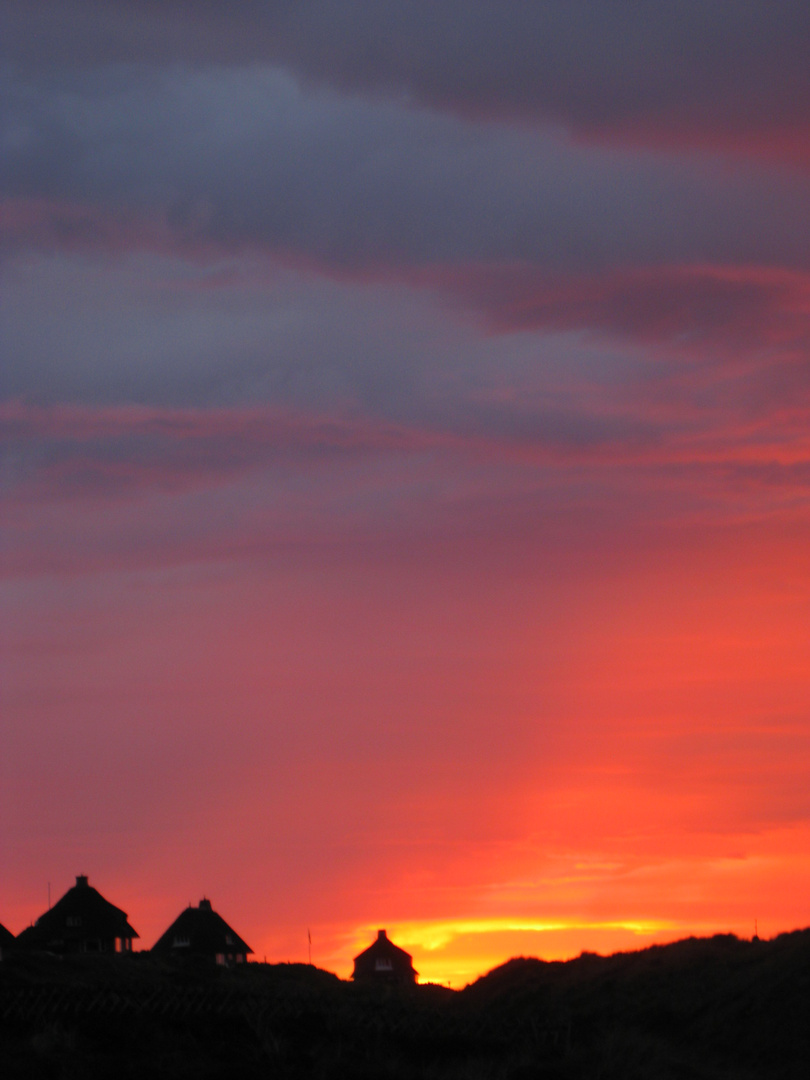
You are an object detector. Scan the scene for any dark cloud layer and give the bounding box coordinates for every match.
[3,66,809,276]
[3,1,809,161]
[2,3,808,543]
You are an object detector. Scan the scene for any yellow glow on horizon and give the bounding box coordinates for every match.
[381,917,679,952]
[331,916,694,986]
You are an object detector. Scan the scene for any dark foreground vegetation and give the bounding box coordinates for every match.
[2,931,809,1078]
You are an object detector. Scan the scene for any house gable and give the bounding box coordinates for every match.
[352,929,417,985]
[152,898,252,966]
[16,875,138,955]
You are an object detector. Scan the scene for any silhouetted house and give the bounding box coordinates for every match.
[0,921,15,961]
[15,875,138,954]
[352,929,417,985]
[151,898,252,966]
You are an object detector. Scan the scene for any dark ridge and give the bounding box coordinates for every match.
[1,931,809,1078]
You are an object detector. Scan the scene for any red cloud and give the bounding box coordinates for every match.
[416,263,810,356]
[1,401,449,503]
[5,388,810,516]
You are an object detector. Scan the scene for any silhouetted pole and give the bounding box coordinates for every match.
[308,928,312,965]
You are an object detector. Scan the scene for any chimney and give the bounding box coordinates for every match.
[199,898,212,911]
[377,929,387,940]
[76,875,89,888]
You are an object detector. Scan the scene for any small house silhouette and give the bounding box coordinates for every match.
[352,929,417,985]
[15,875,138,954]
[152,898,252,966]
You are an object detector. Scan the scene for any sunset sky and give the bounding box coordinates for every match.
[2,2,810,986]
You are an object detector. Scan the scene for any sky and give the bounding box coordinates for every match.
[2,2,810,986]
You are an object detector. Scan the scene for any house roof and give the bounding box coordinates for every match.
[151,899,252,956]
[353,929,416,971]
[16,875,138,949]
[0,922,15,950]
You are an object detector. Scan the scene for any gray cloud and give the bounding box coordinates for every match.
[3,65,809,274]
[2,10,807,506]
[3,1,809,155]
[0,249,477,409]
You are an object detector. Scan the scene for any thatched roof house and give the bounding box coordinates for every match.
[16,875,138,954]
[152,898,252,966]
[352,929,417,985]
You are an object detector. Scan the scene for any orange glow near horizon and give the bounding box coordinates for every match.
[4,510,810,986]
[282,811,810,986]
